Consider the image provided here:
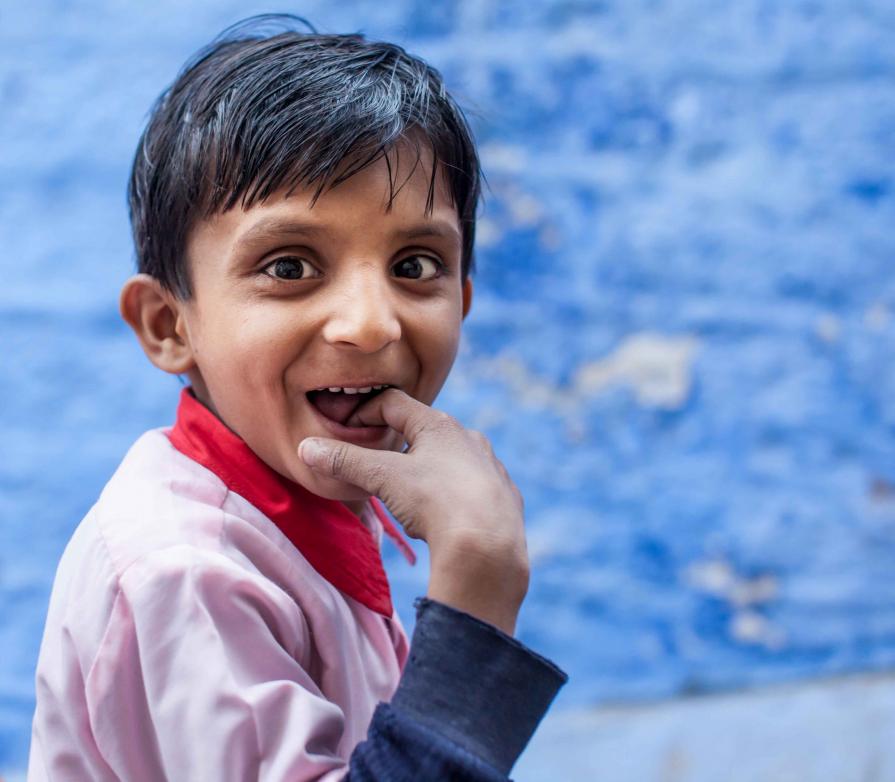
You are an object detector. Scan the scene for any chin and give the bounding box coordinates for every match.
[309,476,372,503]
[288,462,373,503]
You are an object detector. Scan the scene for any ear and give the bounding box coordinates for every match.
[120,274,196,375]
[462,277,474,319]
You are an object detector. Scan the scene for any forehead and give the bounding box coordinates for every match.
[188,140,461,257]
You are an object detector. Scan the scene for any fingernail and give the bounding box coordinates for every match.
[299,438,326,466]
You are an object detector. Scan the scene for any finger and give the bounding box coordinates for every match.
[346,388,446,444]
[298,436,403,496]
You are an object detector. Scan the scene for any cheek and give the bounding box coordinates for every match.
[196,308,300,379]
[415,314,463,398]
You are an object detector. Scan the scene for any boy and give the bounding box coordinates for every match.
[29,16,566,781]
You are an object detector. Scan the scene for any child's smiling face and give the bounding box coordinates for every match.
[175,143,472,506]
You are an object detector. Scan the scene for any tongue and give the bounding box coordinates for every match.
[310,390,367,426]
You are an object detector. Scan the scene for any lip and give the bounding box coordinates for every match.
[305,392,395,447]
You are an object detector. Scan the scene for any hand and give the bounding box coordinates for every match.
[298,389,529,635]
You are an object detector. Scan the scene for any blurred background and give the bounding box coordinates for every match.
[2,1,895,779]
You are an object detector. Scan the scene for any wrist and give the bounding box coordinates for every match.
[428,541,529,636]
[426,582,522,636]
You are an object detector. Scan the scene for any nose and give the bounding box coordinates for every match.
[321,266,402,353]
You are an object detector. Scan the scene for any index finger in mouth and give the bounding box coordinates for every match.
[345,388,434,443]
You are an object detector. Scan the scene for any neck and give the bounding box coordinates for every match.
[342,499,368,517]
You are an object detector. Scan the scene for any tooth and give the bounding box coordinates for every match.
[343,387,359,395]
[328,387,342,393]
[373,384,384,390]
[358,386,372,393]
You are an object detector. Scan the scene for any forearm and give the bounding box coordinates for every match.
[348,598,568,780]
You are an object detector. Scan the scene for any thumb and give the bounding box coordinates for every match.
[298,437,400,496]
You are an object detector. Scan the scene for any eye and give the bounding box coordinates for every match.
[262,256,320,281]
[392,255,442,281]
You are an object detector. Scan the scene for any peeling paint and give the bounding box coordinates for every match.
[573,333,699,410]
[465,332,699,418]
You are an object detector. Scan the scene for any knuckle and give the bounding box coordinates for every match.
[327,445,349,478]
[434,409,458,428]
[419,411,456,439]
[325,446,387,495]
[468,429,488,445]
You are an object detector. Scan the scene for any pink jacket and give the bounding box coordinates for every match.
[29,390,416,781]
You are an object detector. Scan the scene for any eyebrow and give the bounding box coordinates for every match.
[233,218,462,253]
[398,223,462,243]
[232,220,322,254]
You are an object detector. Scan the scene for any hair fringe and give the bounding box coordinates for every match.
[128,15,481,297]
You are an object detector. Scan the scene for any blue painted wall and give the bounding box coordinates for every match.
[2,0,894,772]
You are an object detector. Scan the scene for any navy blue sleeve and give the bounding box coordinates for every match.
[346,597,568,780]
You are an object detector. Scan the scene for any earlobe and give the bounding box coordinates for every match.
[461,278,474,319]
[119,274,196,375]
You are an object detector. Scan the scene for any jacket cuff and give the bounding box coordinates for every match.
[390,597,568,775]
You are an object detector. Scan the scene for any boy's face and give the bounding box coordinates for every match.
[177,144,472,506]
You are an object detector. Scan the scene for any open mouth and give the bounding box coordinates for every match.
[306,384,393,427]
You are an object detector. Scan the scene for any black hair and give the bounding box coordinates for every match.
[128,14,481,298]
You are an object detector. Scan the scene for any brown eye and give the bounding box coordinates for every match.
[263,257,319,280]
[393,255,441,280]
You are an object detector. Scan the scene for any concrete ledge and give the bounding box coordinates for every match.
[515,671,895,782]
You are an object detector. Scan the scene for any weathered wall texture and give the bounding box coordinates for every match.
[2,0,894,775]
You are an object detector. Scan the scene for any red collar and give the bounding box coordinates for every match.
[167,388,415,617]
